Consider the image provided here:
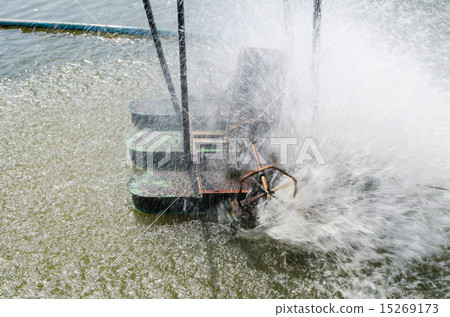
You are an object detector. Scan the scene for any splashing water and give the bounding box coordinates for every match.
[247,0,450,297]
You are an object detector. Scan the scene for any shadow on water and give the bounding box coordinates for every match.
[229,234,349,298]
[129,203,449,298]
[132,210,220,298]
[132,209,218,226]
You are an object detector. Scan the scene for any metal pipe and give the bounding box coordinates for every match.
[312,0,322,123]
[142,0,181,116]
[0,19,178,37]
[313,0,322,38]
[177,0,192,159]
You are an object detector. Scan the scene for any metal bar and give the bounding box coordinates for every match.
[0,18,177,37]
[142,0,181,116]
[177,0,192,159]
[312,0,322,123]
[313,0,322,37]
[250,143,270,197]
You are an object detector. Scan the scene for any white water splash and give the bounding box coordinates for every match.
[250,0,450,297]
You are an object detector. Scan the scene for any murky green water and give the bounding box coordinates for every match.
[1,0,448,298]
